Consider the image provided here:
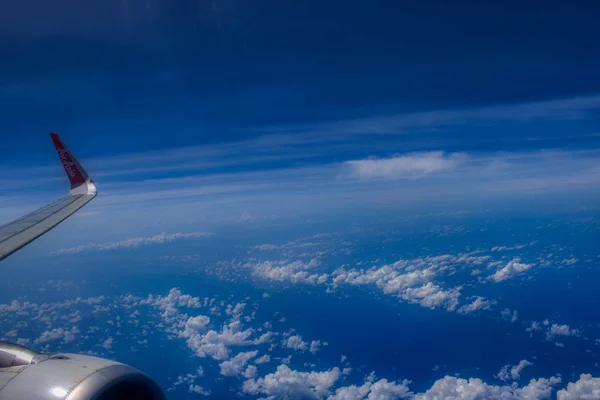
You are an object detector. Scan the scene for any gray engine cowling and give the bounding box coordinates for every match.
[0,341,165,400]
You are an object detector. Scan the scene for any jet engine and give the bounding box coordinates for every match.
[0,341,165,400]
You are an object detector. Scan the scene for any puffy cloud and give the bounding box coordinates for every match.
[142,288,203,329]
[310,340,322,354]
[488,259,534,282]
[102,337,114,349]
[248,259,329,286]
[3,329,17,338]
[334,267,435,294]
[243,365,258,379]
[242,365,340,399]
[343,152,465,181]
[285,335,309,352]
[51,232,214,255]
[497,360,533,381]
[170,367,205,392]
[183,316,211,335]
[34,326,79,345]
[334,265,461,311]
[255,354,271,364]
[182,318,259,360]
[226,303,246,318]
[34,328,64,344]
[219,351,258,377]
[501,309,519,323]
[557,374,600,399]
[188,385,210,396]
[458,296,494,314]
[331,374,411,400]
[401,283,461,311]
[142,288,275,364]
[549,324,579,337]
[413,376,561,400]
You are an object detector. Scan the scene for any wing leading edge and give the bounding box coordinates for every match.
[0,133,97,261]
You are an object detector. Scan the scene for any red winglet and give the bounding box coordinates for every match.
[50,133,88,189]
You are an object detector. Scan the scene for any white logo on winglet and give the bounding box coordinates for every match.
[57,148,76,178]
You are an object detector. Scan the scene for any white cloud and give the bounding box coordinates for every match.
[102,337,114,349]
[401,283,461,311]
[184,316,211,333]
[34,326,79,345]
[331,373,412,400]
[557,374,600,399]
[242,365,340,399]
[549,324,579,337]
[457,296,494,314]
[344,152,465,181]
[5,285,600,400]
[488,258,534,282]
[219,351,258,377]
[497,360,533,381]
[181,318,259,361]
[170,367,205,392]
[33,328,64,344]
[142,288,204,329]
[333,262,463,312]
[413,376,561,400]
[51,232,214,255]
[248,259,329,286]
[255,354,271,364]
[243,365,258,379]
[236,212,256,222]
[491,243,532,252]
[285,335,309,352]
[561,258,578,266]
[188,384,210,396]
[255,244,279,251]
[501,309,519,323]
[4,329,17,338]
[281,355,292,365]
[526,321,542,333]
[310,340,322,354]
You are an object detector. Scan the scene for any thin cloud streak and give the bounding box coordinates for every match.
[51,231,214,255]
[258,95,600,136]
[343,152,466,181]
[2,148,600,224]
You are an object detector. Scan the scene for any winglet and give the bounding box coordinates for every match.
[50,133,97,195]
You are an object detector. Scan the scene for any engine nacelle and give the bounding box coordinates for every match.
[0,341,165,400]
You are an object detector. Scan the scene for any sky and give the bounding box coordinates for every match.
[2,1,600,399]
[1,1,600,226]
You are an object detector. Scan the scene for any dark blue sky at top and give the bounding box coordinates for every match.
[0,0,599,157]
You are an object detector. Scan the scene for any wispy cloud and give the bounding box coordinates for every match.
[2,94,600,227]
[497,360,533,381]
[488,259,534,282]
[51,232,213,255]
[343,152,466,180]
[260,95,600,136]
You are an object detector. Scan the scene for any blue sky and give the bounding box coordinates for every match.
[0,0,599,245]
[1,0,599,154]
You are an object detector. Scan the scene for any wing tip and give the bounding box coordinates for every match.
[49,132,96,195]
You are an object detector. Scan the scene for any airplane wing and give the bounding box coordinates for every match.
[0,133,97,261]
